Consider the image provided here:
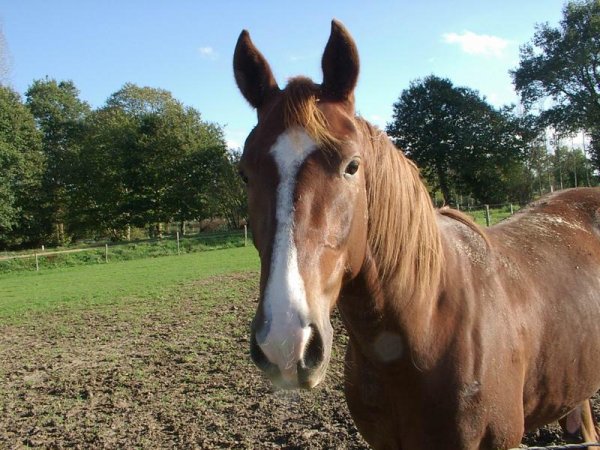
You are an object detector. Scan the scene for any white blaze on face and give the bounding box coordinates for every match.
[257,128,316,382]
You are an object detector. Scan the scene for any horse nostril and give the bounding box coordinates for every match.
[250,332,280,378]
[301,324,325,370]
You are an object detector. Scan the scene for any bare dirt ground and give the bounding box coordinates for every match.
[0,272,596,449]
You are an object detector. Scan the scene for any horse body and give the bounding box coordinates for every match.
[488,190,600,428]
[341,186,600,449]
[233,20,600,449]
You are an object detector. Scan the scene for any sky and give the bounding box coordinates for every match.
[1,1,567,150]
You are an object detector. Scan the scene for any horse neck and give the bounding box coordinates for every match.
[345,121,444,334]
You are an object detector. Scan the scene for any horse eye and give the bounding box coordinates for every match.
[344,160,360,176]
[238,170,249,184]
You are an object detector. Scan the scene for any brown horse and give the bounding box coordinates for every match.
[233,20,600,450]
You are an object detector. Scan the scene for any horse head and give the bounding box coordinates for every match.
[234,20,368,389]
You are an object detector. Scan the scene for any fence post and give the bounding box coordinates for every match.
[176,231,180,255]
[244,225,248,247]
[105,244,108,263]
[485,205,491,227]
[510,204,514,215]
[35,253,39,272]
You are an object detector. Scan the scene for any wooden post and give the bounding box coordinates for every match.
[35,253,39,272]
[176,231,181,255]
[583,131,591,187]
[105,244,108,263]
[485,205,491,227]
[510,204,514,215]
[244,225,248,247]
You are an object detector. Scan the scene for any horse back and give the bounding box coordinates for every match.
[487,188,600,298]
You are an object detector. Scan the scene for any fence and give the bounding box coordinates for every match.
[457,202,519,227]
[0,226,249,273]
[512,444,600,449]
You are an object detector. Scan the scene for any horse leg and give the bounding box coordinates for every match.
[580,400,599,448]
[559,400,599,448]
[559,404,583,443]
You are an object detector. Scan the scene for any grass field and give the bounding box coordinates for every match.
[0,231,248,274]
[0,246,258,321]
[465,205,519,227]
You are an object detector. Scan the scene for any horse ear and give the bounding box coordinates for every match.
[233,30,279,110]
[321,20,360,101]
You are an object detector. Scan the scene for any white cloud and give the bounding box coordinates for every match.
[198,46,217,60]
[369,114,389,128]
[227,138,241,150]
[225,128,249,151]
[442,31,509,58]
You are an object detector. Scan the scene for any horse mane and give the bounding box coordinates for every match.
[282,77,341,151]
[358,119,444,304]
[439,207,490,245]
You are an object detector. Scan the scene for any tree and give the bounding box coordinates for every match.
[215,149,248,229]
[72,106,136,238]
[387,75,533,204]
[551,143,594,189]
[166,123,236,229]
[512,0,600,170]
[78,83,232,238]
[25,78,90,244]
[525,137,554,197]
[0,86,44,248]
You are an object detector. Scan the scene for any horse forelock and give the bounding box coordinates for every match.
[281,77,342,153]
[359,119,444,303]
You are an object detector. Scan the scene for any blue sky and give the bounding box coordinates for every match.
[2,1,566,149]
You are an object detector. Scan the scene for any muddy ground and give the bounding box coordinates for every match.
[0,272,596,449]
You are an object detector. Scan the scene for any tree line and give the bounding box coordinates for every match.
[2,0,599,250]
[386,0,600,206]
[0,80,245,250]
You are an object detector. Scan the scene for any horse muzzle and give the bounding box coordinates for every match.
[250,320,332,389]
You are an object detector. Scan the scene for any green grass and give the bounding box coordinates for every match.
[465,205,520,227]
[0,246,259,322]
[0,232,248,274]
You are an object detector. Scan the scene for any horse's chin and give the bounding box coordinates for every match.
[271,373,325,391]
[269,362,330,391]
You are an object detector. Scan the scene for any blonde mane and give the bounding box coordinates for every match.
[359,120,444,304]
